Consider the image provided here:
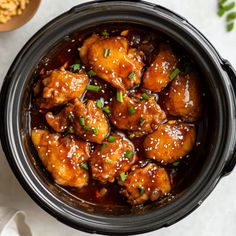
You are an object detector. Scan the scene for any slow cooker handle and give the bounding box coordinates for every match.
[221,59,236,176]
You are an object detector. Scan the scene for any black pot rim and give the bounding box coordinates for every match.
[1,1,236,235]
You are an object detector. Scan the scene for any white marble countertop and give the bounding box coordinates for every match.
[0,0,236,235]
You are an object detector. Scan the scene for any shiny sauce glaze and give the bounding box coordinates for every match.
[30,24,204,207]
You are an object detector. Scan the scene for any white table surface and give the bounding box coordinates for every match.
[0,0,236,235]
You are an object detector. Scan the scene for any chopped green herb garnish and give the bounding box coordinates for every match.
[227,21,234,31]
[138,186,145,195]
[106,158,113,163]
[96,99,103,109]
[116,91,123,103]
[141,93,149,100]
[218,6,225,17]
[83,98,88,103]
[103,48,110,58]
[70,64,81,72]
[120,172,127,182]
[129,133,135,139]
[79,117,85,126]
[81,162,88,170]
[103,107,111,115]
[224,2,235,11]
[101,143,107,151]
[139,118,145,126]
[227,11,236,21]
[128,71,136,79]
[68,126,73,133]
[87,70,97,77]
[93,127,99,135]
[84,125,91,131]
[108,136,116,142]
[172,161,180,167]
[124,150,133,158]
[128,106,136,115]
[67,114,74,122]
[170,68,181,80]
[101,31,109,37]
[86,84,100,92]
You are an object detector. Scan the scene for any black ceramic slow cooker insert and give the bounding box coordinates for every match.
[1,1,236,235]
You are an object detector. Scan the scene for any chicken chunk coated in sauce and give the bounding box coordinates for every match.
[80,34,144,91]
[120,163,171,205]
[35,67,88,110]
[163,72,202,122]
[109,93,166,137]
[143,121,196,164]
[90,133,137,183]
[31,129,90,188]
[143,44,177,92]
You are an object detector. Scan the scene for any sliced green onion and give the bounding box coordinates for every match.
[67,114,74,122]
[103,107,111,115]
[124,150,133,158]
[79,117,85,126]
[120,172,127,182]
[170,68,181,80]
[87,70,97,77]
[68,126,73,133]
[138,186,145,195]
[70,64,81,72]
[224,2,235,11]
[128,71,136,79]
[128,106,136,115]
[172,161,180,167]
[227,11,236,21]
[139,118,145,126]
[84,125,91,131]
[141,93,149,100]
[116,91,123,103]
[108,136,116,142]
[81,162,88,170]
[101,31,109,37]
[96,99,103,109]
[93,127,99,135]
[227,21,234,31]
[101,143,107,151]
[103,48,110,58]
[86,84,100,92]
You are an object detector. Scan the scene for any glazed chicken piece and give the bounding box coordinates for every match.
[73,99,109,144]
[36,67,88,109]
[143,43,177,92]
[143,121,196,164]
[90,133,137,183]
[31,129,90,188]
[163,72,202,122]
[80,34,144,91]
[120,163,171,205]
[45,103,74,132]
[109,94,166,137]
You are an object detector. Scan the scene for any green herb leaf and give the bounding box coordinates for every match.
[128,106,136,115]
[103,48,110,58]
[227,11,236,21]
[67,114,74,122]
[138,186,145,195]
[128,71,136,79]
[79,117,85,126]
[81,162,89,170]
[87,70,97,77]
[103,107,111,115]
[116,91,123,103]
[84,125,91,131]
[141,93,149,100]
[101,31,109,37]
[120,172,127,182]
[172,161,180,167]
[96,99,104,109]
[101,143,107,151]
[68,126,73,133]
[93,127,99,135]
[217,6,225,17]
[124,150,133,158]
[70,64,81,72]
[108,136,116,142]
[227,21,234,31]
[86,84,100,92]
[139,118,145,126]
[220,0,228,4]
[170,68,181,81]
[224,2,235,11]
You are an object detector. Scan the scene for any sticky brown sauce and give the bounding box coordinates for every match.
[30,24,205,207]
